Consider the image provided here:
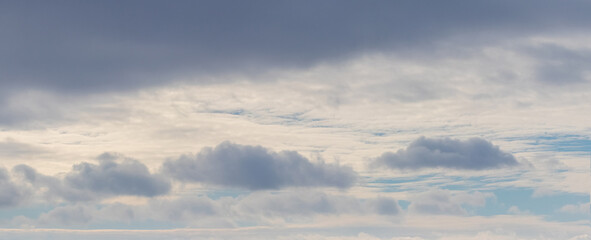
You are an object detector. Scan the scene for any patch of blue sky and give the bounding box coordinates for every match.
[368,174,437,185]
[538,139,591,153]
[550,210,591,222]
[276,112,306,122]
[369,173,523,192]
[208,109,247,116]
[504,134,591,154]
[398,200,411,210]
[440,174,524,191]
[367,174,470,193]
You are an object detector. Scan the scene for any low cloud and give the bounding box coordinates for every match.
[0,167,31,207]
[162,142,357,190]
[12,153,171,201]
[10,191,400,228]
[374,137,518,170]
[65,153,171,197]
[409,189,494,215]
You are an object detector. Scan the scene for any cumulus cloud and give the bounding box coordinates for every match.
[0,167,31,207]
[557,203,590,215]
[65,153,171,197]
[373,137,518,170]
[162,142,357,190]
[12,153,171,201]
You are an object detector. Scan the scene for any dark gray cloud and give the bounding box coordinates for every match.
[1,0,591,94]
[162,141,357,190]
[12,153,171,201]
[374,137,518,170]
[64,153,171,197]
[0,167,31,207]
[366,197,401,216]
[526,44,591,85]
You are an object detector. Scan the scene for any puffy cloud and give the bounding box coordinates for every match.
[374,137,518,170]
[64,153,171,197]
[0,167,30,207]
[162,142,357,190]
[12,153,171,201]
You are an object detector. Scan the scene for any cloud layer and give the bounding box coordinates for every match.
[2,1,591,95]
[162,142,357,190]
[10,190,400,229]
[374,137,518,170]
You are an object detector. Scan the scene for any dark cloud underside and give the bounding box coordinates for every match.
[162,141,357,190]
[64,155,171,197]
[12,154,171,201]
[2,0,591,94]
[374,137,518,170]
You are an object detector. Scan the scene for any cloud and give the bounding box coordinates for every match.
[0,138,46,158]
[408,190,494,215]
[0,167,31,207]
[373,137,518,170]
[525,44,591,85]
[12,153,171,201]
[9,190,400,229]
[238,191,365,217]
[64,153,171,197]
[2,1,591,96]
[162,141,357,190]
[558,203,590,215]
[37,204,94,227]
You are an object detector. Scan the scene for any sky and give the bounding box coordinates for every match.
[0,1,590,239]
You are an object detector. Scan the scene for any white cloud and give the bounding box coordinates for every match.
[558,203,590,215]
